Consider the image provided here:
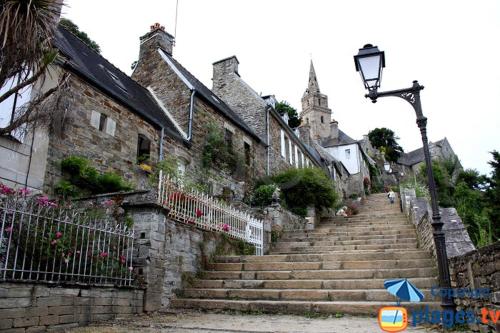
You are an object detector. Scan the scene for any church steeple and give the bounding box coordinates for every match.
[308,60,320,93]
[300,60,332,139]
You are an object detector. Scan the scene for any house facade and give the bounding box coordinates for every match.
[211,56,323,175]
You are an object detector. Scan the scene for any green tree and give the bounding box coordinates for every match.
[419,159,456,208]
[59,18,101,53]
[485,150,500,241]
[275,101,301,129]
[269,167,338,216]
[367,128,404,162]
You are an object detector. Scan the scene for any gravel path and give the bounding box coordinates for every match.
[68,311,446,333]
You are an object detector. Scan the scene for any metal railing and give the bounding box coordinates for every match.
[158,171,263,255]
[0,195,134,286]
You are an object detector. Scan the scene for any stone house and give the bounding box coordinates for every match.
[0,26,186,192]
[211,56,324,176]
[131,25,266,200]
[0,24,267,201]
[299,61,373,197]
[397,137,461,180]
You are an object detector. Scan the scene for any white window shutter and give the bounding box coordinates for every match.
[294,145,299,167]
[90,111,100,129]
[289,140,293,164]
[280,130,285,157]
[106,118,116,136]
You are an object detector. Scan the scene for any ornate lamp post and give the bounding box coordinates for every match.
[353,44,455,312]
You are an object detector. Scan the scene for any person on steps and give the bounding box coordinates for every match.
[388,189,396,204]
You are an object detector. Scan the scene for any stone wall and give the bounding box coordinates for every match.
[449,242,500,333]
[43,75,161,193]
[0,283,143,332]
[400,188,476,258]
[127,202,247,311]
[258,204,309,253]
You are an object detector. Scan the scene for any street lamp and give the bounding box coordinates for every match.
[354,44,455,313]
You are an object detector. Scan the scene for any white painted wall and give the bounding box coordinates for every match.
[325,143,360,174]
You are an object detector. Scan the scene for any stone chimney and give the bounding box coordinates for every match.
[213,56,240,83]
[138,23,175,60]
[298,125,312,146]
[330,120,339,139]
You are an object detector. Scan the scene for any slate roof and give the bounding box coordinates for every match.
[159,50,261,142]
[320,129,357,147]
[54,26,184,141]
[398,138,446,166]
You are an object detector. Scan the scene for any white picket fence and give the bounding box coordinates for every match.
[157,171,263,255]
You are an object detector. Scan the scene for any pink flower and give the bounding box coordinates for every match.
[36,195,58,208]
[195,209,204,218]
[128,266,133,271]
[222,224,230,232]
[119,255,126,264]
[0,184,15,196]
[18,187,31,196]
[102,199,115,207]
[55,231,63,239]
[51,240,58,246]
[4,225,13,233]
[99,251,108,258]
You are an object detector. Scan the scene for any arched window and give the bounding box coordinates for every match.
[321,116,324,124]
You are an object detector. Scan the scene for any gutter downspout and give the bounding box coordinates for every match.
[159,126,164,161]
[187,90,195,141]
[265,106,270,175]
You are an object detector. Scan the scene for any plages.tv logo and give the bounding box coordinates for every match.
[378,278,424,332]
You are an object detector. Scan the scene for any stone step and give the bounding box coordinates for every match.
[207,259,434,272]
[322,220,409,226]
[281,234,417,242]
[285,228,416,237]
[191,277,438,290]
[181,288,436,302]
[270,243,418,253]
[214,251,433,263]
[201,267,437,280]
[313,226,415,233]
[171,298,440,316]
[275,238,418,247]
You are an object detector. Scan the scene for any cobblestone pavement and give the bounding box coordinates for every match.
[68,311,450,333]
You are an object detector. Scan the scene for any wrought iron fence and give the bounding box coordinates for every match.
[158,171,264,255]
[0,195,134,286]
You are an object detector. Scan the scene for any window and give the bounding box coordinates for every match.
[284,135,290,161]
[137,134,151,163]
[294,146,299,168]
[345,148,351,159]
[90,111,115,136]
[178,159,186,178]
[318,98,321,106]
[306,118,309,124]
[224,128,233,151]
[99,113,107,131]
[244,142,251,166]
[0,75,32,142]
[289,140,293,164]
[321,116,324,124]
[280,130,286,158]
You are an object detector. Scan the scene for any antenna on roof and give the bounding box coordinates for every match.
[174,0,179,40]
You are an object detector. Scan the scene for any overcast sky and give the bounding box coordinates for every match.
[63,0,499,175]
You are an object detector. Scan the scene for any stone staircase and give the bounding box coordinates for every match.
[172,193,440,315]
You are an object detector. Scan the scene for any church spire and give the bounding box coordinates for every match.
[308,60,320,93]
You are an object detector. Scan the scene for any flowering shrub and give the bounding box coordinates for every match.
[0,191,134,285]
[222,223,230,232]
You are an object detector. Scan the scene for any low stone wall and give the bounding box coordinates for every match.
[400,188,475,258]
[0,283,143,332]
[449,242,500,333]
[256,204,308,254]
[127,202,247,312]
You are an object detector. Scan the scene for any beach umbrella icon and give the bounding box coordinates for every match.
[384,278,425,303]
